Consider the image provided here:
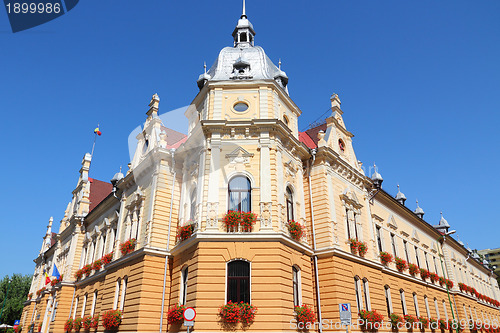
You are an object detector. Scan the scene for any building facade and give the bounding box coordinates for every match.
[21,4,500,333]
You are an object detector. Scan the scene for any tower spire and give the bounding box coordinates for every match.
[242,0,246,18]
[233,0,255,47]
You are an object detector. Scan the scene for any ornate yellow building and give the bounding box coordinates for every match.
[21,3,500,333]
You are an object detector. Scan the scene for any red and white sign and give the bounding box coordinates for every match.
[183,307,196,321]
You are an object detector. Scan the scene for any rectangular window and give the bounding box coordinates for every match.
[425,253,430,271]
[51,301,58,322]
[353,213,360,240]
[292,267,301,307]
[346,209,352,239]
[391,233,397,258]
[227,261,250,303]
[404,241,410,263]
[414,246,420,267]
[81,294,87,317]
[376,226,383,252]
[434,256,439,275]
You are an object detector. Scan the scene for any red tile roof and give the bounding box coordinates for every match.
[299,131,317,149]
[88,178,113,212]
[160,126,188,149]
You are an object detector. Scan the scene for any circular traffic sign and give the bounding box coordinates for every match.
[183,307,196,321]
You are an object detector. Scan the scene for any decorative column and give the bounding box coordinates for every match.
[259,132,272,231]
[206,134,221,231]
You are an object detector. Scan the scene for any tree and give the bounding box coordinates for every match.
[0,274,32,325]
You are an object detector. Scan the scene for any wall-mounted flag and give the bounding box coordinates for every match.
[53,264,61,279]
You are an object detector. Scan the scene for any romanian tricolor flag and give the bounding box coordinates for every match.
[44,270,51,285]
[94,126,102,136]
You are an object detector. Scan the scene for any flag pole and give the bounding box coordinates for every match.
[91,123,99,157]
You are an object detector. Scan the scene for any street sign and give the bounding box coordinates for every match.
[339,303,352,325]
[184,321,194,327]
[14,320,20,325]
[183,307,196,321]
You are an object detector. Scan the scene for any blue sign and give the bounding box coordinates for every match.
[14,320,20,325]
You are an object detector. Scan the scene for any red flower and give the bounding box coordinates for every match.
[177,223,195,242]
[101,252,113,265]
[101,310,122,330]
[295,304,316,325]
[167,304,185,325]
[395,257,408,272]
[379,251,393,265]
[120,238,136,256]
[287,220,304,241]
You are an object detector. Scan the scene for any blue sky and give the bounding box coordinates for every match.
[0,0,499,278]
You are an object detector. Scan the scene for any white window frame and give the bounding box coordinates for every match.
[90,291,97,316]
[434,298,440,319]
[292,265,302,307]
[119,277,127,311]
[354,276,363,311]
[180,267,188,305]
[363,278,371,310]
[81,293,87,317]
[385,285,393,315]
[113,279,120,310]
[400,290,407,315]
[413,293,420,317]
[424,296,430,318]
[72,297,79,319]
[443,300,449,320]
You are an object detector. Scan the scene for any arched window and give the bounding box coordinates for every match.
[119,277,128,311]
[413,293,420,317]
[292,266,301,307]
[91,291,97,316]
[283,115,289,126]
[424,295,430,318]
[434,298,440,318]
[286,187,294,222]
[384,285,392,316]
[443,300,449,320]
[228,176,251,212]
[189,187,197,221]
[363,278,371,310]
[72,297,79,319]
[227,260,250,303]
[354,276,362,311]
[81,293,87,317]
[113,278,121,310]
[400,290,407,315]
[180,267,188,305]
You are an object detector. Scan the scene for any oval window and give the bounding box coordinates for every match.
[233,102,249,112]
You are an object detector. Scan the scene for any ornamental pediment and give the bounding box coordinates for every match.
[340,188,363,209]
[411,229,420,243]
[226,147,254,164]
[387,214,398,230]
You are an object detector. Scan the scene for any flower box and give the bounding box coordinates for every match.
[222,211,257,232]
[120,238,136,256]
[101,252,113,265]
[359,309,384,329]
[395,257,408,273]
[64,318,73,333]
[239,302,257,325]
[101,310,122,330]
[430,272,439,283]
[218,301,240,323]
[419,316,429,328]
[409,263,419,276]
[82,315,99,331]
[389,313,404,329]
[167,304,185,325]
[50,275,63,286]
[287,220,304,241]
[420,268,430,280]
[81,264,92,276]
[379,251,393,265]
[177,223,195,242]
[73,317,82,332]
[294,304,316,325]
[91,259,102,271]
